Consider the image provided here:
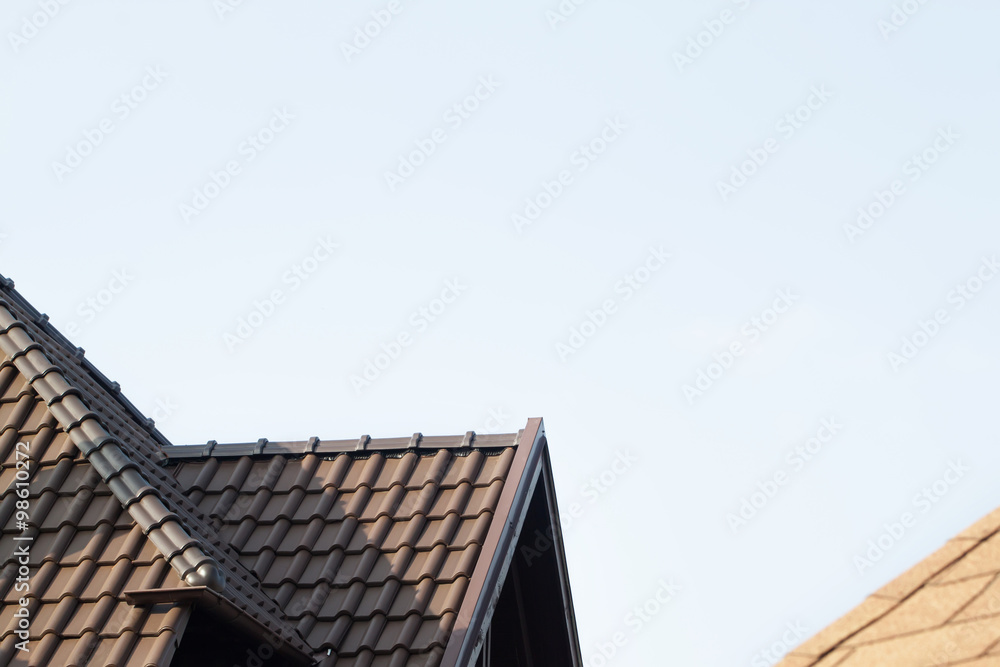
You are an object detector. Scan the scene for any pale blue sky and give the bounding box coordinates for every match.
[3,1,1000,664]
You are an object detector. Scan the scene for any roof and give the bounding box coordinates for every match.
[0,274,576,666]
[779,508,1000,666]
[0,278,311,666]
[162,433,528,666]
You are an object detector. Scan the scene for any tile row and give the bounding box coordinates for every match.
[174,448,516,497]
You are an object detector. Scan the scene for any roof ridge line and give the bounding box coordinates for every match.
[0,273,174,451]
[163,431,522,459]
[0,300,227,592]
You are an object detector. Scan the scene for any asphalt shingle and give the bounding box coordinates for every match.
[781,513,1000,667]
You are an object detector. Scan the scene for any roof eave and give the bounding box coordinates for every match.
[124,587,315,665]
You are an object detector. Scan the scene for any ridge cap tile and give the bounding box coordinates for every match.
[0,291,317,660]
[0,305,227,589]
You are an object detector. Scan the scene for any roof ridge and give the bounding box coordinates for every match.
[0,299,227,592]
[0,273,174,450]
[163,432,522,459]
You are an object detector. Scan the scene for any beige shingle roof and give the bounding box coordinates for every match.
[780,508,1000,666]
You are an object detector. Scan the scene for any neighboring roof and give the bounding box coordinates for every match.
[779,508,1000,666]
[0,275,575,667]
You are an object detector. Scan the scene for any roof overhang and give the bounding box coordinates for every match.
[124,587,314,665]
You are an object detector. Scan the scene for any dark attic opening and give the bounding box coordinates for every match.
[477,464,579,667]
[169,603,302,667]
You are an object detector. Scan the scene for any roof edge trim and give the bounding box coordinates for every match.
[538,445,585,665]
[441,417,546,667]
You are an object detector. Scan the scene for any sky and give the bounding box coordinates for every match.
[2,1,1000,665]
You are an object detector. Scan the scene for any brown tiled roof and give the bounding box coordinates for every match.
[0,305,227,592]
[0,275,556,667]
[0,280,312,665]
[0,386,191,667]
[163,432,526,666]
[780,508,1000,666]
